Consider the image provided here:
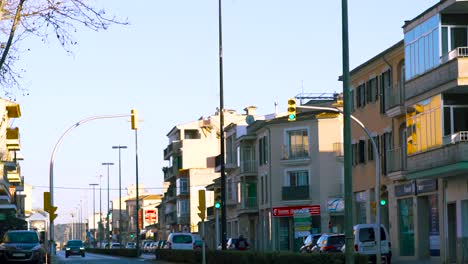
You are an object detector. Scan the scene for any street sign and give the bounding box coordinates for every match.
[273,205,320,217]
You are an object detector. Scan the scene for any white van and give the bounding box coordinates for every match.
[166,233,201,250]
[353,224,392,264]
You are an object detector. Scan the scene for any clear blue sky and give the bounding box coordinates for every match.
[14,0,439,224]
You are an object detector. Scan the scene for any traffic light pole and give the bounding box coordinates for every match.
[218,0,227,251]
[297,105,381,263]
[49,114,131,258]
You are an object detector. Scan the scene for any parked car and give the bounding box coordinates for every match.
[125,242,136,249]
[110,243,122,249]
[65,239,85,258]
[149,241,159,253]
[0,230,46,263]
[311,234,345,253]
[351,224,392,264]
[300,233,322,253]
[156,240,167,249]
[165,233,201,250]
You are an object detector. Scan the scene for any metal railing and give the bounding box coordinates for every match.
[441,46,468,63]
[443,131,468,144]
[240,160,257,173]
[282,145,309,160]
[386,147,407,174]
[282,185,309,200]
[385,82,405,111]
[240,197,257,209]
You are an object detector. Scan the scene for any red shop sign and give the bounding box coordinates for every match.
[272,205,320,217]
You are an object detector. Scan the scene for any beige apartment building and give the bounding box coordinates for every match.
[159,108,248,239]
[0,100,25,233]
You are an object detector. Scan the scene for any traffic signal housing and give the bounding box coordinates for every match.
[198,190,206,220]
[380,184,388,206]
[43,192,51,211]
[44,192,58,222]
[49,206,58,222]
[287,98,296,121]
[131,109,139,130]
[214,187,221,209]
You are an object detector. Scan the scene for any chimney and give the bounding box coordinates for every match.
[244,106,257,116]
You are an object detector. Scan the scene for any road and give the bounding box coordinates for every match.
[51,251,169,264]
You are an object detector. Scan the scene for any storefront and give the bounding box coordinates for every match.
[327,198,344,233]
[273,205,320,252]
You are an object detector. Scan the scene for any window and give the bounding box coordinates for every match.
[368,136,377,161]
[356,83,366,108]
[184,129,201,139]
[358,140,366,164]
[287,129,309,159]
[260,177,264,204]
[285,170,309,187]
[350,88,355,112]
[259,136,268,165]
[176,178,188,195]
[177,199,189,216]
[226,136,236,165]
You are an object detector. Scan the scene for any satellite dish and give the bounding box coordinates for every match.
[246,115,255,125]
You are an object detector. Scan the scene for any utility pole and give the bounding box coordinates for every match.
[217,0,227,250]
[341,0,354,263]
[89,183,98,247]
[98,175,103,248]
[102,162,114,248]
[112,145,127,245]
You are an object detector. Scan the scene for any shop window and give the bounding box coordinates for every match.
[398,198,415,256]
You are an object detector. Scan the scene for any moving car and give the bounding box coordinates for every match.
[110,243,121,249]
[0,230,46,263]
[352,224,392,264]
[300,233,322,253]
[165,233,201,250]
[311,234,345,253]
[125,242,136,249]
[65,239,85,258]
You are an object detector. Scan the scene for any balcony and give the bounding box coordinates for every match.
[281,145,310,165]
[163,166,175,182]
[215,154,221,172]
[405,48,468,105]
[407,131,468,180]
[163,141,182,160]
[238,197,257,215]
[165,187,176,203]
[177,213,190,225]
[386,147,407,181]
[282,185,309,201]
[6,128,20,151]
[165,212,176,225]
[240,160,257,175]
[385,82,406,118]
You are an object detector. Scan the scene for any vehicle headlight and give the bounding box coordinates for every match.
[80,247,84,250]
[66,247,71,250]
[32,245,43,251]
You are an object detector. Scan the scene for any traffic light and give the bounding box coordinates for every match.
[370,201,376,215]
[198,190,206,220]
[43,192,51,211]
[214,187,221,209]
[130,234,134,239]
[380,184,388,206]
[49,206,58,222]
[287,98,296,121]
[131,109,139,130]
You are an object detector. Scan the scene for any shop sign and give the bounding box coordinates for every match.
[145,209,157,223]
[293,209,311,238]
[273,205,320,217]
[327,198,344,213]
[416,179,437,195]
[395,181,415,197]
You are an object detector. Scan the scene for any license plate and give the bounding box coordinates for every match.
[12,253,25,257]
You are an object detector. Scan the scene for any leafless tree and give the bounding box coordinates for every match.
[0,0,128,97]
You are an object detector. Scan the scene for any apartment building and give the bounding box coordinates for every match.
[159,108,248,238]
[347,40,405,258]
[396,1,468,263]
[125,194,162,239]
[0,100,25,234]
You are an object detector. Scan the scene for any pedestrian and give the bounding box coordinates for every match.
[235,235,249,251]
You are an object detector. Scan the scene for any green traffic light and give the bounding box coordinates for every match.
[215,202,221,209]
[380,199,387,206]
[288,114,296,120]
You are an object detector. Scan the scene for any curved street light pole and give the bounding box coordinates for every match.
[48,114,130,256]
[112,145,127,245]
[297,105,381,263]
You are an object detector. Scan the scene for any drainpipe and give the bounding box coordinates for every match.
[268,127,275,251]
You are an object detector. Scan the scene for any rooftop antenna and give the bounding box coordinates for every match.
[274,101,278,114]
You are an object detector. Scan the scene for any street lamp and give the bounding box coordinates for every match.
[102,162,114,248]
[112,145,127,244]
[89,183,98,247]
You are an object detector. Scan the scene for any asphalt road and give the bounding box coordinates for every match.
[51,251,162,264]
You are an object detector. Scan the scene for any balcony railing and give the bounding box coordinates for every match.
[240,197,257,209]
[282,185,309,200]
[240,160,257,174]
[163,140,182,159]
[385,82,405,111]
[282,145,309,160]
[441,46,468,64]
[163,166,174,181]
[386,147,407,174]
[177,213,190,224]
[443,131,468,145]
